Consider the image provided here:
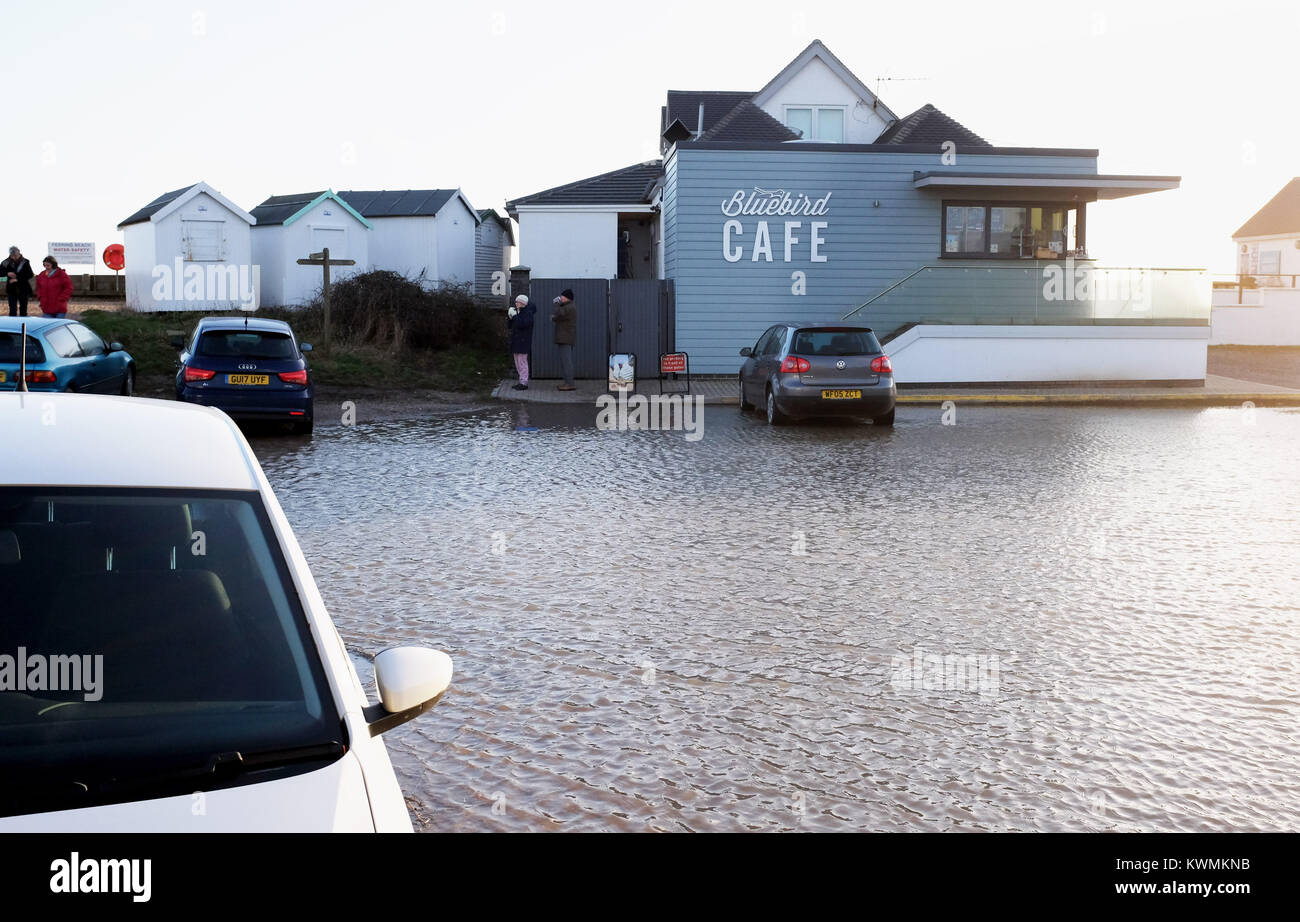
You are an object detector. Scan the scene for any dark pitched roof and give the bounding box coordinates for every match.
[699,100,800,142]
[662,90,754,135]
[506,161,663,211]
[249,191,328,226]
[118,183,199,227]
[336,189,459,218]
[1235,178,1300,238]
[477,208,511,229]
[876,104,992,148]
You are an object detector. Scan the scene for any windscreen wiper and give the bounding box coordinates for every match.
[96,740,346,796]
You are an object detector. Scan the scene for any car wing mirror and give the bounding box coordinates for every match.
[363,647,453,737]
[739,346,752,357]
[300,342,313,353]
[108,341,123,353]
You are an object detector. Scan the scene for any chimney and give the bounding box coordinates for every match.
[697,104,705,136]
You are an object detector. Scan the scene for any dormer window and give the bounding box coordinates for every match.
[784,106,845,142]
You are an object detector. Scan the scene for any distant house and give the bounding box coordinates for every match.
[1211,178,1300,345]
[475,208,515,303]
[1233,178,1300,284]
[116,181,255,311]
[249,190,371,307]
[336,189,480,291]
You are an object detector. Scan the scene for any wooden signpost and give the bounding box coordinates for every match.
[296,246,355,351]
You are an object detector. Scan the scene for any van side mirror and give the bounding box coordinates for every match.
[363,647,453,737]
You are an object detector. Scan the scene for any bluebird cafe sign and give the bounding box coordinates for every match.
[721,188,831,263]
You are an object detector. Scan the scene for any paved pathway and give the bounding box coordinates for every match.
[493,374,1300,407]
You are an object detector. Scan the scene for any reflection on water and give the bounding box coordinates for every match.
[252,402,1300,831]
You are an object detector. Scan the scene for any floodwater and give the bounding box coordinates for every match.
[252,401,1300,832]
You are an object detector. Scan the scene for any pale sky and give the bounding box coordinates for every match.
[4,0,1297,275]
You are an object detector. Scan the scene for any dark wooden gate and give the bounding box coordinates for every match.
[526,278,674,379]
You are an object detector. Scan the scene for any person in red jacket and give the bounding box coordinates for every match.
[35,256,74,318]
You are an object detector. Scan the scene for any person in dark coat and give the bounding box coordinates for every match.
[2,246,34,317]
[552,288,577,390]
[507,294,536,390]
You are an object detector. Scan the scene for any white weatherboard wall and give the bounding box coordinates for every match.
[364,199,477,289]
[887,325,1209,383]
[367,216,437,284]
[1211,288,1300,345]
[252,199,368,306]
[435,197,477,288]
[127,191,252,311]
[518,211,617,278]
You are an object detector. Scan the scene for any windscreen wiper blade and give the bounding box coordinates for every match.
[96,740,346,795]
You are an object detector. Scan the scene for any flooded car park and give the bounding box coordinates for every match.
[250,402,1300,832]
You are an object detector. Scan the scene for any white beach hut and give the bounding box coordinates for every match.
[116,181,256,311]
[248,190,372,307]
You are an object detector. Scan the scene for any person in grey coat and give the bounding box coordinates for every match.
[552,288,577,390]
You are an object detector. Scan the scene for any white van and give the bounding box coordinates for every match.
[0,393,451,831]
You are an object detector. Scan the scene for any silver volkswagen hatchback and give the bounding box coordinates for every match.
[739,322,896,426]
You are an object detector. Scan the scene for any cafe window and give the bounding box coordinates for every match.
[784,106,845,142]
[942,202,1083,258]
[944,205,986,254]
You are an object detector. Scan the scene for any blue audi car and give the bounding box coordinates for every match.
[173,317,314,435]
[0,317,135,394]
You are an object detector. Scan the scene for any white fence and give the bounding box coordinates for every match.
[1211,288,1300,345]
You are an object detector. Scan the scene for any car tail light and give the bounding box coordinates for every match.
[25,371,56,384]
[184,366,216,382]
[780,355,811,373]
[278,369,309,386]
[870,354,893,374]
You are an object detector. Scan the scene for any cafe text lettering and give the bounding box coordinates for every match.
[720,188,831,264]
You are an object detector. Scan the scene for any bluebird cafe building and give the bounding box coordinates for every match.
[506,40,1207,384]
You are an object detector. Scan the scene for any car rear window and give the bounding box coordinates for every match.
[0,333,45,364]
[791,328,881,356]
[198,330,296,359]
[0,487,342,818]
[44,326,82,358]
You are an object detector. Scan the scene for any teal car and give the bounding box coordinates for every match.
[0,317,135,395]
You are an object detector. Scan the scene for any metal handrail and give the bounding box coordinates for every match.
[841,266,928,319]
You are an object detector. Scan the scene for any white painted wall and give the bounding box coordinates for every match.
[887,325,1208,383]
[434,197,477,289]
[517,210,617,278]
[122,222,156,310]
[366,216,437,284]
[1235,234,1300,281]
[251,198,368,306]
[1211,288,1300,345]
[756,56,891,144]
[126,191,252,311]
[362,204,476,289]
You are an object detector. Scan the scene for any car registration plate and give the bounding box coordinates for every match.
[821,389,861,399]
[227,374,269,386]
[0,371,5,383]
